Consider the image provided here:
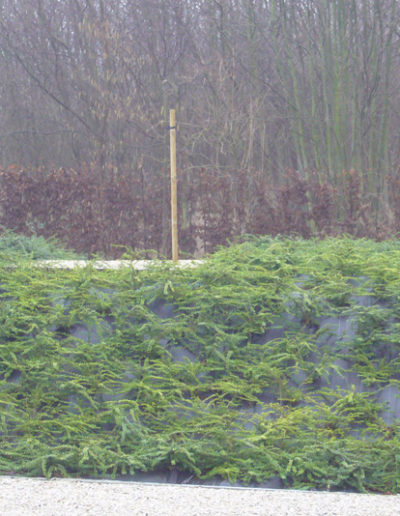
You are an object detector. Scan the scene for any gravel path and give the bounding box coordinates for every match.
[1,476,399,515]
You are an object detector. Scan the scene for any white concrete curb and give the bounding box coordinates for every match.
[34,259,204,270]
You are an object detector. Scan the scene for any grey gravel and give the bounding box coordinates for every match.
[1,476,399,516]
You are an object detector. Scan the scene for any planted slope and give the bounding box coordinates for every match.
[1,237,400,492]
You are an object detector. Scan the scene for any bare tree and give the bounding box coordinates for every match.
[1,0,400,239]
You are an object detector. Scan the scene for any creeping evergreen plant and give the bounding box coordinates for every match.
[1,236,400,492]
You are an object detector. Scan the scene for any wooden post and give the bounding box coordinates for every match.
[170,109,178,262]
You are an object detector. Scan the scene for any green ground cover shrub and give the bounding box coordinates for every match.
[0,230,84,260]
[0,236,400,492]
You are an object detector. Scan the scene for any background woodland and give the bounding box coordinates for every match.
[1,0,400,257]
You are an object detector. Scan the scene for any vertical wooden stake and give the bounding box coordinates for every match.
[170,109,178,262]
